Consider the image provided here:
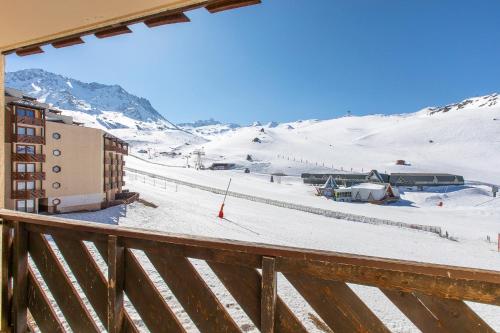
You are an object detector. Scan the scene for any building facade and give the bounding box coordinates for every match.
[5,88,128,213]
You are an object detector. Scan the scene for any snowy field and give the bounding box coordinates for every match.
[61,168,500,332]
[56,93,500,331]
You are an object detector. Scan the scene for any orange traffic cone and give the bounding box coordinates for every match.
[218,203,225,219]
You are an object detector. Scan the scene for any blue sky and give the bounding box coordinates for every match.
[6,0,500,124]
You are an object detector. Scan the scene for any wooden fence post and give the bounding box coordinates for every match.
[1,222,12,331]
[261,256,277,333]
[12,222,28,333]
[107,235,124,333]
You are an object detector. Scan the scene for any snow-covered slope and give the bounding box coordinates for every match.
[144,97,500,184]
[5,69,178,130]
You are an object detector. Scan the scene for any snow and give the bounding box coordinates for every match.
[9,69,500,331]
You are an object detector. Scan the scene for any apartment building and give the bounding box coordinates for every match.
[5,88,128,213]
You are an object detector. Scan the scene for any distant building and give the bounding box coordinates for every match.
[302,170,389,186]
[389,173,464,187]
[209,163,236,170]
[304,170,464,188]
[5,88,129,214]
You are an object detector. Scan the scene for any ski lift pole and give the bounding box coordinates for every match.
[218,178,232,218]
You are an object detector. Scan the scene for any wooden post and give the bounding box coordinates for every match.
[107,235,124,333]
[12,222,28,333]
[0,54,5,210]
[1,222,11,331]
[261,256,277,333]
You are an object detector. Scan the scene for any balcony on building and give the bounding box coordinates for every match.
[12,172,46,181]
[11,189,46,199]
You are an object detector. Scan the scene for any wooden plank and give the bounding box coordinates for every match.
[416,293,495,333]
[108,235,124,333]
[382,289,445,332]
[3,210,499,284]
[208,261,308,333]
[146,252,240,333]
[124,249,185,333]
[276,257,500,306]
[144,13,190,28]
[27,267,64,332]
[53,237,108,326]
[13,222,28,333]
[286,273,390,333]
[28,232,100,333]
[51,36,84,48]
[1,223,12,331]
[261,257,277,333]
[95,26,132,39]
[206,0,261,14]
[15,47,44,56]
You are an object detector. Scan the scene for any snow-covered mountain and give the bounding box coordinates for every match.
[131,94,500,184]
[5,69,178,130]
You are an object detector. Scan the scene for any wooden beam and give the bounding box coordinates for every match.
[261,257,277,333]
[1,223,12,331]
[416,293,495,333]
[206,0,261,14]
[27,267,64,332]
[12,222,28,333]
[123,249,185,332]
[146,252,240,333]
[28,232,100,332]
[382,289,446,332]
[95,26,132,39]
[53,237,108,326]
[286,273,390,333]
[107,235,124,333]
[15,47,44,57]
[277,257,500,306]
[144,13,190,28]
[208,261,308,333]
[51,36,85,48]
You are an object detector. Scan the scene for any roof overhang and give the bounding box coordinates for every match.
[0,0,261,54]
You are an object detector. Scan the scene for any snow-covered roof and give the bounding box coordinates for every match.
[351,183,386,190]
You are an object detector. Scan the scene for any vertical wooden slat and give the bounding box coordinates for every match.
[416,293,495,333]
[28,232,99,332]
[108,235,124,333]
[1,223,12,331]
[124,249,185,333]
[27,267,64,332]
[261,257,277,333]
[12,222,28,333]
[286,273,390,333]
[146,252,240,333]
[208,261,308,333]
[382,289,445,332]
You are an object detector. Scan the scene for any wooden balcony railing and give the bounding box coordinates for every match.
[16,116,44,126]
[12,172,46,181]
[11,134,45,144]
[11,153,45,163]
[0,210,499,333]
[11,189,46,199]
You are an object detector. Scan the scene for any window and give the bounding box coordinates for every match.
[16,199,35,213]
[16,163,35,172]
[17,108,35,118]
[16,145,35,154]
[52,132,61,140]
[53,149,61,156]
[16,181,35,190]
[52,182,61,189]
[17,127,35,136]
[52,165,61,173]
